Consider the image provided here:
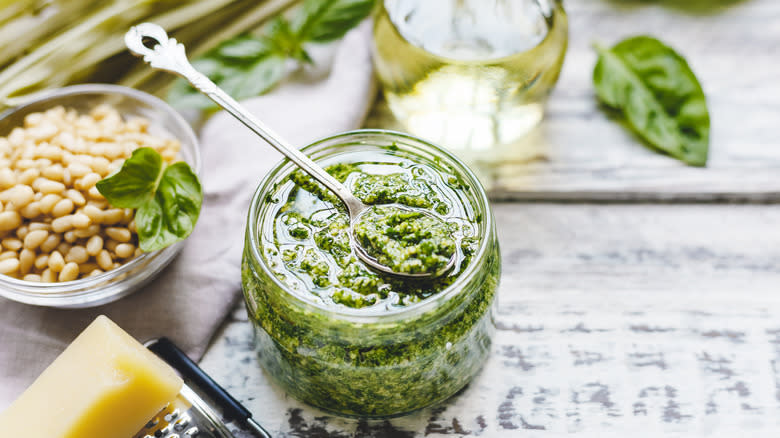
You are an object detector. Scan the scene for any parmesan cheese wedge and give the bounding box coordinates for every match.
[0,315,183,438]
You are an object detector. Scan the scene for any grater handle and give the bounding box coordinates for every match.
[146,337,272,438]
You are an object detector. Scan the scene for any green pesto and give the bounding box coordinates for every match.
[353,205,456,274]
[241,144,500,418]
[241,236,499,417]
[273,162,479,309]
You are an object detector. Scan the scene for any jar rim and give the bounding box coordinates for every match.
[246,129,494,323]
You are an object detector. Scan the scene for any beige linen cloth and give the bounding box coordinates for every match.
[0,23,375,409]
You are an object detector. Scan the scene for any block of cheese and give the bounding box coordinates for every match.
[0,315,183,438]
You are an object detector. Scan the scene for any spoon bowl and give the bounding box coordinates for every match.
[351,203,458,279]
[125,23,457,279]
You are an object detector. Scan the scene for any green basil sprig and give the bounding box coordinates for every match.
[593,36,710,166]
[168,0,374,110]
[96,148,202,252]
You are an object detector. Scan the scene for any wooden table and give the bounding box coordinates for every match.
[200,1,780,435]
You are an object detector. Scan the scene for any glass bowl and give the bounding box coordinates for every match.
[241,130,500,418]
[0,84,200,308]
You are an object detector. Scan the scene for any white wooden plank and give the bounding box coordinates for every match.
[200,203,780,436]
[364,0,780,201]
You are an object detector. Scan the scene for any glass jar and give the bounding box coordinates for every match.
[241,130,500,418]
[372,0,568,152]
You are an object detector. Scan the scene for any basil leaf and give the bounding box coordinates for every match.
[98,148,202,253]
[95,147,162,208]
[136,162,202,252]
[593,36,710,166]
[218,55,287,101]
[217,35,273,60]
[166,0,373,109]
[293,0,375,43]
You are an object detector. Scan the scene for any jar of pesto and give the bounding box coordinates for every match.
[241,130,500,418]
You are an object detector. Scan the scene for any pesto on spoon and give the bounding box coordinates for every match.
[125,23,456,279]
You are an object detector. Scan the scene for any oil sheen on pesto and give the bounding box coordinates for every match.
[261,155,480,310]
[354,205,456,275]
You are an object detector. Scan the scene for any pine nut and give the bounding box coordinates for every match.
[64,189,86,206]
[104,239,118,252]
[7,185,34,208]
[87,186,103,199]
[101,208,124,225]
[71,213,90,229]
[19,248,34,274]
[51,198,74,217]
[66,246,89,264]
[41,268,56,283]
[39,234,61,253]
[58,262,78,281]
[48,251,65,272]
[67,162,91,178]
[51,215,73,233]
[86,235,103,256]
[19,201,41,219]
[23,229,48,249]
[38,194,60,214]
[28,222,50,231]
[0,168,15,189]
[83,205,103,223]
[96,249,113,270]
[73,224,99,238]
[15,159,35,170]
[55,242,70,256]
[32,178,65,194]
[18,168,40,185]
[105,227,131,243]
[91,157,110,176]
[77,172,101,191]
[34,254,49,270]
[87,269,103,277]
[15,224,28,239]
[42,164,64,181]
[63,230,76,243]
[0,257,20,275]
[2,238,22,251]
[0,251,17,261]
[122,208,134,224]
[0,211,21,231]
[23,274,41,282]
[115,243,135,259]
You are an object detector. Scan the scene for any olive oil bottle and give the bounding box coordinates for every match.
[372,0,568,151]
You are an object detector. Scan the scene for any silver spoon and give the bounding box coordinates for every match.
[124,23,456,279]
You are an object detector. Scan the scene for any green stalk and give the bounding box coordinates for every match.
[0,0,251,106]
[0,0,154,102]
[119,0,299,91]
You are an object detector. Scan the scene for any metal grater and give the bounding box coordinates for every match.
[140,338,272,438]
[134,384,235,438]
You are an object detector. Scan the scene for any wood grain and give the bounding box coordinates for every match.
[363,0,780,201]
[200,203,780,436]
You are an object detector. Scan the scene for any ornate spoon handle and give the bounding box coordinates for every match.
[124,23,366,218]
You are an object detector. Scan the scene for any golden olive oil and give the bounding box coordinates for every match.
[372,0,568,151]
